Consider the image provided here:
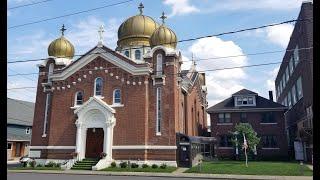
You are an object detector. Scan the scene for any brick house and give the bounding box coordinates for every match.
[7,98,34,160]
[29,4,208,169]
[207,89,288,160]
[274,1,313,162]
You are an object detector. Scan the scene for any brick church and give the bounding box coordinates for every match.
[29,3,208,169]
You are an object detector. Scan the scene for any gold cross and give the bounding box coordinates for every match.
[160,12,167,24]
[138,2,144,15]
[60,24,66,36]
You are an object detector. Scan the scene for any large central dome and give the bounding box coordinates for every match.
[117,4,159,48]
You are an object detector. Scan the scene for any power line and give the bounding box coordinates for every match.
[8,0,54,10]
[7,46,313,77]
[7,58,311,90]
[8,0,135,29]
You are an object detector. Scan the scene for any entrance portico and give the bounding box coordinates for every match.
[74,96,116,164]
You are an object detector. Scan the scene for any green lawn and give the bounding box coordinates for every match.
[9,167,62,170]
[101,167,177,173]
[186,161,313,176]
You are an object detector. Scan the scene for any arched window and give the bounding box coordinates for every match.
[48,63,54,82]
[94,77,103,96]
[75,91,84,105]
[124,50,130,57]
[113,89,121,104]
[156,54,162,76]
[135,50,141,60]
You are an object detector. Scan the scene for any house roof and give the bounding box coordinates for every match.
[232,89,258,96]
[7,98,35,126]
[207,89,286,113]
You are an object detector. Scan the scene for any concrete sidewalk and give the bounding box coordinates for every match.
[8,169,313,180]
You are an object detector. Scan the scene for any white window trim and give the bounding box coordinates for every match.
[42,93,50,137]
[26,127,31,134]
[94,77,103,96]
[156,87,161,136]
[217,123,233,125]
[135,49,141,60]
[234,96,256,107]
[75,91,84,106]
[156,54,163,76]
[260,123,278,125]
[113,89,121,105]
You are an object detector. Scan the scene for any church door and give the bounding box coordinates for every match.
[85,128,104,158]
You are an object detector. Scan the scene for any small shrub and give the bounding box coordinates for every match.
[151,164,158,169]
[119,161,127,168]
[28,160,36,168]
[36,164,43,167]
[110,161,117,168]
[131,163,139,168]
[160,163,167,169]
[142,164,149,168]
[55,163,61,168]
[45,161,56,167]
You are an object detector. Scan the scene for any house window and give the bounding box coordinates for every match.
[75,91,84,105]
[156,54,163,76]
[261,112,275,123]
[237,97,242,105]
[124,50,130,57]
[296,77,303,100]
[94,77,103,96]
[156,87,162,135]
[219,135,232,147]
[289,57,294,75]
[293,45,299,66]
[262,135,277,148]
[240,113,247,123]
[248,97,253,104]
[236,96,254,106]
[218,113,231,123]
[135,50,141,60]
[285,66,289,83]
[7,143,12,150]
[291,85,297,105]
[26,127,31,134]
[113,89,121,104]
[282,74,286,87]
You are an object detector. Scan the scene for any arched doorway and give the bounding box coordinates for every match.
[85,128,104,158]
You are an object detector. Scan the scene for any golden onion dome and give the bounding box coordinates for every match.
[117,3,159,48]
[48,25,75,59]
[150,12,177,49]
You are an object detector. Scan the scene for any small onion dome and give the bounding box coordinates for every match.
[48,24,75,59]
[117,3,159,48]
[150,12,177,49]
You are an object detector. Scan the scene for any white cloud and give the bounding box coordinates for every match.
[265,24,294,48]
[266,66,280,93]
[163,0,199,17]
[187,37,247,106]
[67,16,121,54]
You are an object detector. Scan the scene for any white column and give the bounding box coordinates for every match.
[81,128,87,160]
[75,121,82,160]
[103,127,107,154]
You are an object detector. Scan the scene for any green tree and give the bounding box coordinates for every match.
[231,123,260,167]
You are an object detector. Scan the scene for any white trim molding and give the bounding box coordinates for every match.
[29,146,76,149]
[112,145,177,150]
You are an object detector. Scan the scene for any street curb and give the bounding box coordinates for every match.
[7,170,313,180]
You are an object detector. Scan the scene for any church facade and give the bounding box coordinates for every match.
[29,4,208,169]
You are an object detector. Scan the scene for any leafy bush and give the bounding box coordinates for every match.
[55,163,61,168]
[45,161,56,167]
[36,164,43,167]
[151,164,158,169]
[110,162,117,168]
[160,163,167,169]
[28,160,36,168]
[142,164,149,168]
[131,163,139,168]
[119,161,127,168]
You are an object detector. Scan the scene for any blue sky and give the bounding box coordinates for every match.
[7,0,305,106]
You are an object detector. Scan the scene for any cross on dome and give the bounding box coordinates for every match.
[138,2,144,15]
[60,24,66,36]
[160,11,167,24]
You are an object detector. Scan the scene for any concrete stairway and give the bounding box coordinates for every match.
[71,158,99,170]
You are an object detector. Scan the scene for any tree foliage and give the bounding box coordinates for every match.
[231,123,260,152]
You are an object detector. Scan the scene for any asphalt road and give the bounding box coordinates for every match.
[8,173,217,180]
